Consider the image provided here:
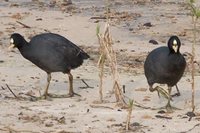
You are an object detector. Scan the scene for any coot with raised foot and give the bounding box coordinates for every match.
[144,35,186,112]
[9,33,90,99]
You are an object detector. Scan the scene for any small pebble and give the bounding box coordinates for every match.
[131,122,140,127]
[149,39,158,45]
[157,110,166,114]
[186,111,196,117]
[143,22,152,27]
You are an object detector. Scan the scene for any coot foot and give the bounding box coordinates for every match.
[41,92,81,98]
[159,103,181,113]
[38,93,53,100]
[66,91,81,97]
[171,85,181,97]
[171,92,181,97]
[150,86,171,100]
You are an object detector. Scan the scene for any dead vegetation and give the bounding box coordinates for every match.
[97,22,126,106]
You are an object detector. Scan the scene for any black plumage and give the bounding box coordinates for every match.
[144,36,186,111]
[9,33,89,98]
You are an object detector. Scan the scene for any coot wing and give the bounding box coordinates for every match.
[27,33,88,72]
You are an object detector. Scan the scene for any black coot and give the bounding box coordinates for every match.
[144,36,186,111]
[9,33,89,99]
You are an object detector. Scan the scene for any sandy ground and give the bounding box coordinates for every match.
[1,0,200,132]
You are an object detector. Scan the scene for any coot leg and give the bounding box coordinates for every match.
[166,86,172,112]
[171,84,181,97]
[149,85,160,97]
[44,73,51,99]
[149,85,170,100]
[40,72,81,99]
[165,86,181,112]
[68,72,74,96]
[66,72,81,97]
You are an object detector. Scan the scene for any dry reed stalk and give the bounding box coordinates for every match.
[97,24,106,103]
[99,61,104,103]
[188,0,199,112]
[97,49,106,103]
[97,23,126,106]
[191,16,196,112]
[126,100,134,131]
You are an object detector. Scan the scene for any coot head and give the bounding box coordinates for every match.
[9,33,27,49]
[168,35,181,53]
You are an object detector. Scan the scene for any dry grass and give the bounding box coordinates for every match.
[125,100,134,131]
[97,22,126,106]
[188,0,200,112]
